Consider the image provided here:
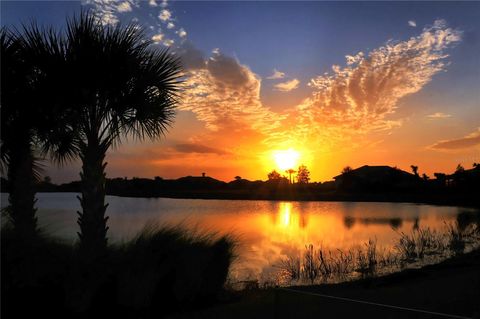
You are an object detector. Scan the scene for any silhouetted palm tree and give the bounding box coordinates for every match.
[51,13,183,255]
[410,165,419,177]
[1,27,70,238]
[286,169,296,184]
[0,29,39,237]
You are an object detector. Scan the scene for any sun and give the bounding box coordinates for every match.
[273,149,300,171]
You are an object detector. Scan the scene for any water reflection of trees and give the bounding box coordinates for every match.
[343,216,404,230]
[343,210,480,232]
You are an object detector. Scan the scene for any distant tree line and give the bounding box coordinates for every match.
[267,164,311,184]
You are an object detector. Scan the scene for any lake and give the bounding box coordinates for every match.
[1,193,478,283]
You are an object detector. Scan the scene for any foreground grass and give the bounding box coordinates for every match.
[1,224,235,318]
[170,248,480,319]
[276,218,480,286]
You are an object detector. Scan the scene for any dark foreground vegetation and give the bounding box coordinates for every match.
[1,224,235,318]
[171,248,480,319]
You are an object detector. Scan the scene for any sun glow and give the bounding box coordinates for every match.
[273,149,300,171]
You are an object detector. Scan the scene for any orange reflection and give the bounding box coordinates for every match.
[31,194,472,283]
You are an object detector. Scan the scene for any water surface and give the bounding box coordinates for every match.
[1,193,477,282]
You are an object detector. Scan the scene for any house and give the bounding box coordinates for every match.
[333,165,417,191]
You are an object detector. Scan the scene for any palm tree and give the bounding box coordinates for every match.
[410,165,419,177]
[1,29,38,237]
[51,13,183,255]
[285,169,296,184]
[1,27,69,238]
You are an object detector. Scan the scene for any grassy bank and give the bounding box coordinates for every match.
[1,224,235,318]
[170,248,480,319]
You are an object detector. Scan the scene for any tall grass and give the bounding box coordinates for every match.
[2,223,236,317]
[278,221,480,285]
[395,227,445,262]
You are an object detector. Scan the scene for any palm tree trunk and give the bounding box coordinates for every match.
[7,138,37,238]
[77,140,109,256]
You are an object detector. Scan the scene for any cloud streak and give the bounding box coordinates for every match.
[427,112,452,119]
[430,128,480,150]
[274,79,300,92]
[174,143,229,155]
[267,69,285,80]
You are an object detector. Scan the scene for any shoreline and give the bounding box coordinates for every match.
[172,249,480,318]
[3,190,478,209]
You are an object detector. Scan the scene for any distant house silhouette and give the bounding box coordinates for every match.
[446,165,480,190]
[333,165,417,192]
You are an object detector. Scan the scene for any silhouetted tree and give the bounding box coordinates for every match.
[410,165,419,177]
[49,13,183,256]
[342,166,353,174]
[267,170,281,180]
[472,162,479,169]
[434,172,447,187]
[1,26,70,237]
[296,165,310,184]
[422,173,429,181]
[286,169,296,184]
[0,29,39,237]
[234,176,242,181]
[455,164,465,173]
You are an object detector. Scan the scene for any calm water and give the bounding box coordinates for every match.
[1,193,477,282]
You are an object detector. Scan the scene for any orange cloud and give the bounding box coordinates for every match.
[430,128,480,150]
[289,19,462,149]
[179,49,284,135]
[173,19,464,174]
[274,78,300,92]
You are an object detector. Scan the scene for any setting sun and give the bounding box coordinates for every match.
[273,149,300,171]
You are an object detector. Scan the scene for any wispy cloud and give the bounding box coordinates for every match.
[291,19,462,147]
[151,33,164,43]
[267,69,285,80]
[408,20,417,27]
[81,4,464,156]
[179,48,283,134]
[274,79,300,92]
[117,1,132,13]
[178,20,462,153]
[159,9,171,21]
[163,39,174,46]
[85,0,189,46]
[430,128,480,150]
[177,28,187,38]
[427,112,452,119]
[174,143,229,155]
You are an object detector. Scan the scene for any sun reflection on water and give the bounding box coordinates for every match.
[12,194,476,284]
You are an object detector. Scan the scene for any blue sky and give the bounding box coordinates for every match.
[2,1,480,182]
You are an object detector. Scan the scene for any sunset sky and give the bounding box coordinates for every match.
[2,1,480,183]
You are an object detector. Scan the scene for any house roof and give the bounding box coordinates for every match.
[333,165,414,180]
